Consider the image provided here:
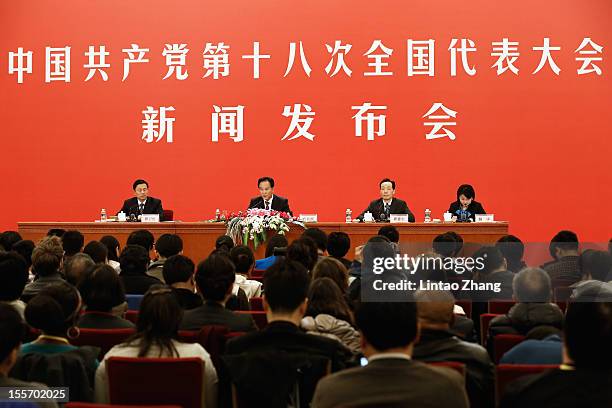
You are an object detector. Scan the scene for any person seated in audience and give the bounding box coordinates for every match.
[500,300,612,408]
[0,251,29,318]
[0,230,23,252]
[570,249,612,301]
[500,325,562,365]
[47,229,65,238]
[162,254,203,310]
[62,230,85,264]
[488,268,563,346]
[95,286,217,408]
[312,257,350,293]
[64,253,95,286]
[311,300,468,408]
[378,225,399,244]
[447,184,486,222]
[541,230,581,283]
[432,232,467,279]
[356,178,416,223]
[254,234,288,270]
[77,265,134,329]
[83,241,108,264]
[119,179,165,221]
[118,245,161,295]
[326,231,352,270]
[470,246,515,301]
[412,290,494,408]
[126,229,155,257]
[180,253,257,332]
[100,235,121,272]
[301,277,360,354]
[22,236,66,302]
[496,235,528,273]
[215,234,234,253]
[287,237,319,272]
[148,233,183,283]
[302,227,328,259]
[0,303,59,408]
[11,239,35,273]
[229,245,263,298]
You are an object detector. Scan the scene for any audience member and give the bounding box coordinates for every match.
[22,236,65,301]
[377,225,399,244]
[0,231,22,252]
[126,229,155,255]
[11,239,35,272]
[162,255,203,310]
[229,245,263,298]
[148,234,183,282]
[500,326,562,365]
[302,227,328,259]
[541,230,581,283]
[470,246,515,301]
[215,235,234,253]
[100,235,121,271]
[62,230,84,260]
[46,229,66,238]
[83,241,108,264]
[64,253,95,286]
[254,234,287,270]
[119,245,161,295]
[0,251,29,318]
[496,235,528,273]
[326,231,352,269]
[312,257,350,293]
[570,249,612,301]
[287,237,319,271]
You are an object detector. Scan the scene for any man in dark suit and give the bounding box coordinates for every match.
[311,301,468,408]
[247,176,292,215]
[356,178,415,222]
[180,252,257,332]
[119,179,164,221]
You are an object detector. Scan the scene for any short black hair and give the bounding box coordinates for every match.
[378,225,399,243]
[580,250,612,281]
[195,253,235,302]
[119,245,150,275]
[0,231,22,251]
[25,281,81,336]
[432,233,459,258]
[155,234,183,258]
[287,237,318,271]
[0,251,29,301]
[265,234,288,258]
[565,301,612,368]
[379,178,395,189]
[100,235,120,262]
[327,232,350,258]
[472,246,506,275]
[78,264,126,312]
[549,230,579,258]
[230,245,255,274]
[127,229,155,251]
[496,235,525,268]
[47,229,66,238]
[215,235,234,252]
[257,176,275,188]
[83,241,108,264]
[62,230,84,256]
[0,303,26,362]
[163,255,195,285]
[302,228,328,252]
[263,260,310,314]
[133,179,149,190]
[355,301,418,351]
[11,240,35,270]
[456,184,475,200]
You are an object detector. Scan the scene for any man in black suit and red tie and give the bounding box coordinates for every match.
[248,176,292,215]
[119,179,165,221]
[357,178,415,222]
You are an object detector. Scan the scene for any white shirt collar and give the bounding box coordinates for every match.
[137,199,147,206]
[367,352,411,362]
[264,195,274,205]
[383,198,393,206]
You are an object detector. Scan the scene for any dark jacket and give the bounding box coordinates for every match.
[448,200,486,222]
[248,195,291,214]
[120,273,162,295]
[119,196,164,220]
[21,273,65,302]
[470,270,515,302]
[357,198,415,222]
[77,312,135,329]
[180,301,257,332]
[172,288,203,310]
[541,255,581,283]
[413,328,494,408]
[146,260,165,282]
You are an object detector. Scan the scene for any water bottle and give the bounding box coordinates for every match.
[100,208,107,222]
[345,208,352,223]
[215,208,220,221]
[424,208,431,223]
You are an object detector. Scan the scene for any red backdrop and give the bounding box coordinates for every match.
[1,0,611,242]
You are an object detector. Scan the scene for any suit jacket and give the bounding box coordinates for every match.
[312,357,469,408]
[120,197,164,220]
[119,273,162,295]
[248,195,292,214]
[448,200,486,222]
[179,301,257,332]
[357,198,415,222]
[77,312,135,329]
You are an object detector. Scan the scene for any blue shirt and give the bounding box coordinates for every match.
[500,334,562,365]
[255,255,278,270]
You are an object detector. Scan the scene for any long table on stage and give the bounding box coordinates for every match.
[18,221,509,262]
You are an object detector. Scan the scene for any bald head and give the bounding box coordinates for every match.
[513,267,552,303]
[415,290,455,328]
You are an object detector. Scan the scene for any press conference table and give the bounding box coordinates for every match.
[17,221,509,262]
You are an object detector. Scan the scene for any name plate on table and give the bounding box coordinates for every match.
[141,214,160,223]
[390,214,410,223]
[298,214,318,222]
[475,214,495,222]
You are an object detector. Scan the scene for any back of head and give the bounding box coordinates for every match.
[306,277,352,323]
[100,235,120,262]
[229,245,255,274]
[119,245,150,275]
[215,235,235,253]
[433,232,459,258]
[0,251,29,301]
[11,240,35,270]
[162,255,195,285]
[327,232,350,259]
[0,303,26,363]
[363,236,395,266]
[79,264,126,312]
[415,290,455,326]
[302,228,328,252]
[287,237,318,271]
[0,231,23,252]
[83,241,108,264]
[549,230,579,258]
[25,281,81,336]
[312,257,349,292]
[64,253,95,286]
[263,260,310,314]
[265,234,288,258]
[355,301,418,352]
[46,229,66,238]
[378,225,399,244]
[580,250,612,281]
[496,235,525,269]
[473,246,506,276]
[127,229,155,251]
[62,230,84,256]
[565,301,612,368]
[513,267,551,303]
[155,234,183,259]
[31,236,64,277]
[195,253,235,302]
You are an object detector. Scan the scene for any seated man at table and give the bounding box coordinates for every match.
[247,176,292,215]
[356,178,415,222]
[119,179,164,221]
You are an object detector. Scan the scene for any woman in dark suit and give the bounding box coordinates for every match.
[448,184,486,222]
